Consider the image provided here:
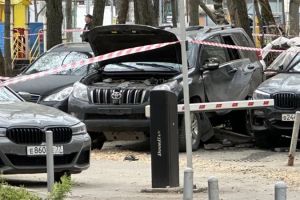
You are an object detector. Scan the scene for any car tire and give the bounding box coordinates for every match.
[54,171,71,183]
[179,112,202,152]
[254,131,281,149]
[90,132,106,150]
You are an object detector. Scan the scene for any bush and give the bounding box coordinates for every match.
[0,174,72,200]
[48,175,73,200]
[0,182,41,200]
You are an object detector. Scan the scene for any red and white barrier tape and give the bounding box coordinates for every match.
[0,41,177,86]
[191,40,284,53]
[1,38,300,85]
[145,99,274,117]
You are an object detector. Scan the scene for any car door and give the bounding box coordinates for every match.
[200,35,253,102]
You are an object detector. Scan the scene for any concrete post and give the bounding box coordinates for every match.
[275,181,287,200]
[208,176,220,200]
[46,130,54,192]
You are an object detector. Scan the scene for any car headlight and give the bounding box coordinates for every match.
[153,80,178,91]
[43,87,73,102]
[72,82,89,102]
[71,122,87,135]
[253,89,271,99]
[0,128,6,137]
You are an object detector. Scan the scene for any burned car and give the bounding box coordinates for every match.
[0,86,90,181]
[252,46,300,147]
[69,25,263,151]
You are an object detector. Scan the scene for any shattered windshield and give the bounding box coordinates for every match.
[289,54,300,72]
[24,51,91,75]
[268,50,298,71]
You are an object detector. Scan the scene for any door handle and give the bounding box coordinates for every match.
[228,68,238,73]
[247,65,255,70]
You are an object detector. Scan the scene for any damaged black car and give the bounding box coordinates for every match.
[69,25,263,151]
[252,46,300,147]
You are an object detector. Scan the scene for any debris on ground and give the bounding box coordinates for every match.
[204,143,223,150]
[123,154,139,161]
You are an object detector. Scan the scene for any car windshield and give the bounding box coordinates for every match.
[289,54,300,72]
[104,62,182,72]
[23,51,91,75]
[268,50,298,71]
[0,87,21,103]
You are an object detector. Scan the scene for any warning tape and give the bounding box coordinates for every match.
[145,99,274,117]
[0,41,177,86]
[1,38,299,85]
[191,40,284,53]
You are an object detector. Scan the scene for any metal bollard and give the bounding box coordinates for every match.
[208,176,220,200]
[275,181,287,200]
[183,168,193,200]
[46,130,54,192]
[288,111,300,166]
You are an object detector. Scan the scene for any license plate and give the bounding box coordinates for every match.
[27,146,64,156]
[282,114,296,121]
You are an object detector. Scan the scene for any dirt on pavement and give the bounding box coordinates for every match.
[3,141,300,200]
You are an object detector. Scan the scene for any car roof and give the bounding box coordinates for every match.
[48,42,93,53]
[185,25,246,40]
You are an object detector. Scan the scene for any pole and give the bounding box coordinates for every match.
[43,16,47,52]
[178,0,193,199]
[111,0,114,24]
[281,0,286,32]
[46,130,54,192]
[287,111,300,166]
[208,177,220,200]
[275,181,287,200]
[159,0,163,26]
[86,0,90,14]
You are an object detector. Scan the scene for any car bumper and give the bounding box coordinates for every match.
[0,133,91,175]
[251,107,299,136]
[68,96,150,133]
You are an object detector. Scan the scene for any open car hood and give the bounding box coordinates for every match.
[86,25,182,66]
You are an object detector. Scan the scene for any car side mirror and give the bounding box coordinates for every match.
[17,92,31,101]
[203,57,220,71]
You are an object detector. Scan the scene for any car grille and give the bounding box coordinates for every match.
[6,127,72,144]
[91,88,150,105]
[273,93,299,109]
[6,153,76,166]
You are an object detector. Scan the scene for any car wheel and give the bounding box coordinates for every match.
[254,131,281,149]
[179,112,202,152]
[90,132,106,150]
[54,171,71,183]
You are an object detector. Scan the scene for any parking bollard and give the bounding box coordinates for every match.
[208,176,220,200]
[275,181,287,200]
[46,130,54,192]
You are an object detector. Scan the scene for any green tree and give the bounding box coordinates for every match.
[45,0,63,49]
[93,0,106,26]
[289,0,300,36]
[227,0,253,40]
[4,0,12,76]
[66,0,73,42]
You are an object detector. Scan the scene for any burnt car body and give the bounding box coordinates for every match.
[0,86,91,181]
[69,25,263,151]
[252,47,300,147]
[9,42,96,112]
